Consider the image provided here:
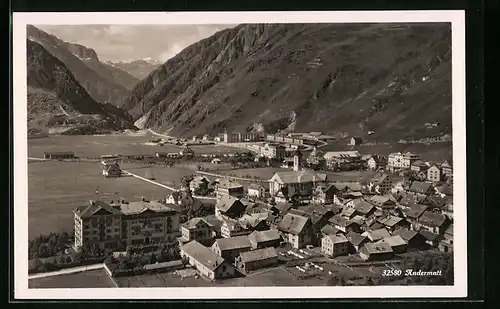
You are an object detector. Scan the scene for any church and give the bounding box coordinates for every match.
[268,149,325,203]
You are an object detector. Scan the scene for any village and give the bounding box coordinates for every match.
[30,130,454,287]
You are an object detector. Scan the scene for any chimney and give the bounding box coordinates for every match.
[89,200,94,205]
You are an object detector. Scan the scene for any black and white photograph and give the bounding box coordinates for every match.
[13,11,466,299]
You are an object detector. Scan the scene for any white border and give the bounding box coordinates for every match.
[13,11,467,299]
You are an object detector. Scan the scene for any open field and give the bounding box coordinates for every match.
[28,134,242,159]
[216,167,289,180]
[120,162,195,188]
[28,161,171,239]
[322,141,452,162]
[28,269,116,288]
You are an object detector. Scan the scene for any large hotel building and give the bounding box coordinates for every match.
[73,199,181,249]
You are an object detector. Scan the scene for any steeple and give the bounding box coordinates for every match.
[293,149,302,172]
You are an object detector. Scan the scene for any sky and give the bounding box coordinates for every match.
[36,24,235,62]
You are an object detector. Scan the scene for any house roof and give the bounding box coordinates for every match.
[274,202,293,213]
[362,242,394,254]
[326,234,349,244]
[74,200,122,218]
[400,193,428,206]
[238,247,278,263]
[323,151,361,160]
[368,195,395,207]
[435,184,453,196]
[393,228,419,241]
[341,207,356,218]
[329,215,349,227]
[181,217,212,229]
[181,240,226,271]
[203,215,224,230]
[364,228,391,241]
[248,229,281,244]
[215,195,243,212]
[345,231,367,246]
[354,199,375,215]
[426,196,447,209]
[418,211,448,227]
[218,178,243,189]
[239,214,267,229]
[409,181,433,194]
[321,224,341,235]
[370,173,390,185]
[349,215,366,226]
[377,215,403,228]
[278,213,310,235]
[369,222,384,230]
[248,183,265,191]
[378,235,407,247]
[214,235,252,251]
[419,229,439,241]
[118,200,180,215]
[270,170,322,184]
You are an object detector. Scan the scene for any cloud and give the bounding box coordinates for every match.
[35,24,235,62]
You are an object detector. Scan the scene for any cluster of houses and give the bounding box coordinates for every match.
[175,149,454,281]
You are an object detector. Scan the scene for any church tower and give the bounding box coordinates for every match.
[293,149,303,172]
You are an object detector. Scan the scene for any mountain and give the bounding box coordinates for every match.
[105,58,161,80]
[27,25,139,106]
[27,39,136,135]
[122,23,452,142]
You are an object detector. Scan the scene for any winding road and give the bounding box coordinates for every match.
[122,169,217,201]
[29,263,104,279]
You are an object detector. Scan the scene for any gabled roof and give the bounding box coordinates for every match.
[248,229,281,244]
[329,215,349,227]
[419,229,439,241]
[181,240,226,271]
[393,228,419,241]
[349,215,366,226]
[353,199,375,215]
[418,211,448,227]
[363,228,391,241]
[378,235,407,247]
[238,247,278,263]
[325,234,349,244]
[74,200,121,218]
[119,200,180,215]
[368,195,395,207]
[345,231,367,246]
[218,178,243,189]
[321,224,341,235]
[408,181,433,194]
[248,183,265,190]
[377,215,403,228]
[269,170,322,184]
[323,151,361,160]
[213,235,252,251]
[215,195,243,212]
[362,242,393,254]
[370,173,390,185]
[182,217,212,229]
[278,213,310,235]
[341,207,356,218]
[274,202,293,213]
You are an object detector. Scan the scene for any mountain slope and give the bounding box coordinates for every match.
[27,39,136,134]
[105,59,161,80]
[123,23,452,142]
[27,25,139,106]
